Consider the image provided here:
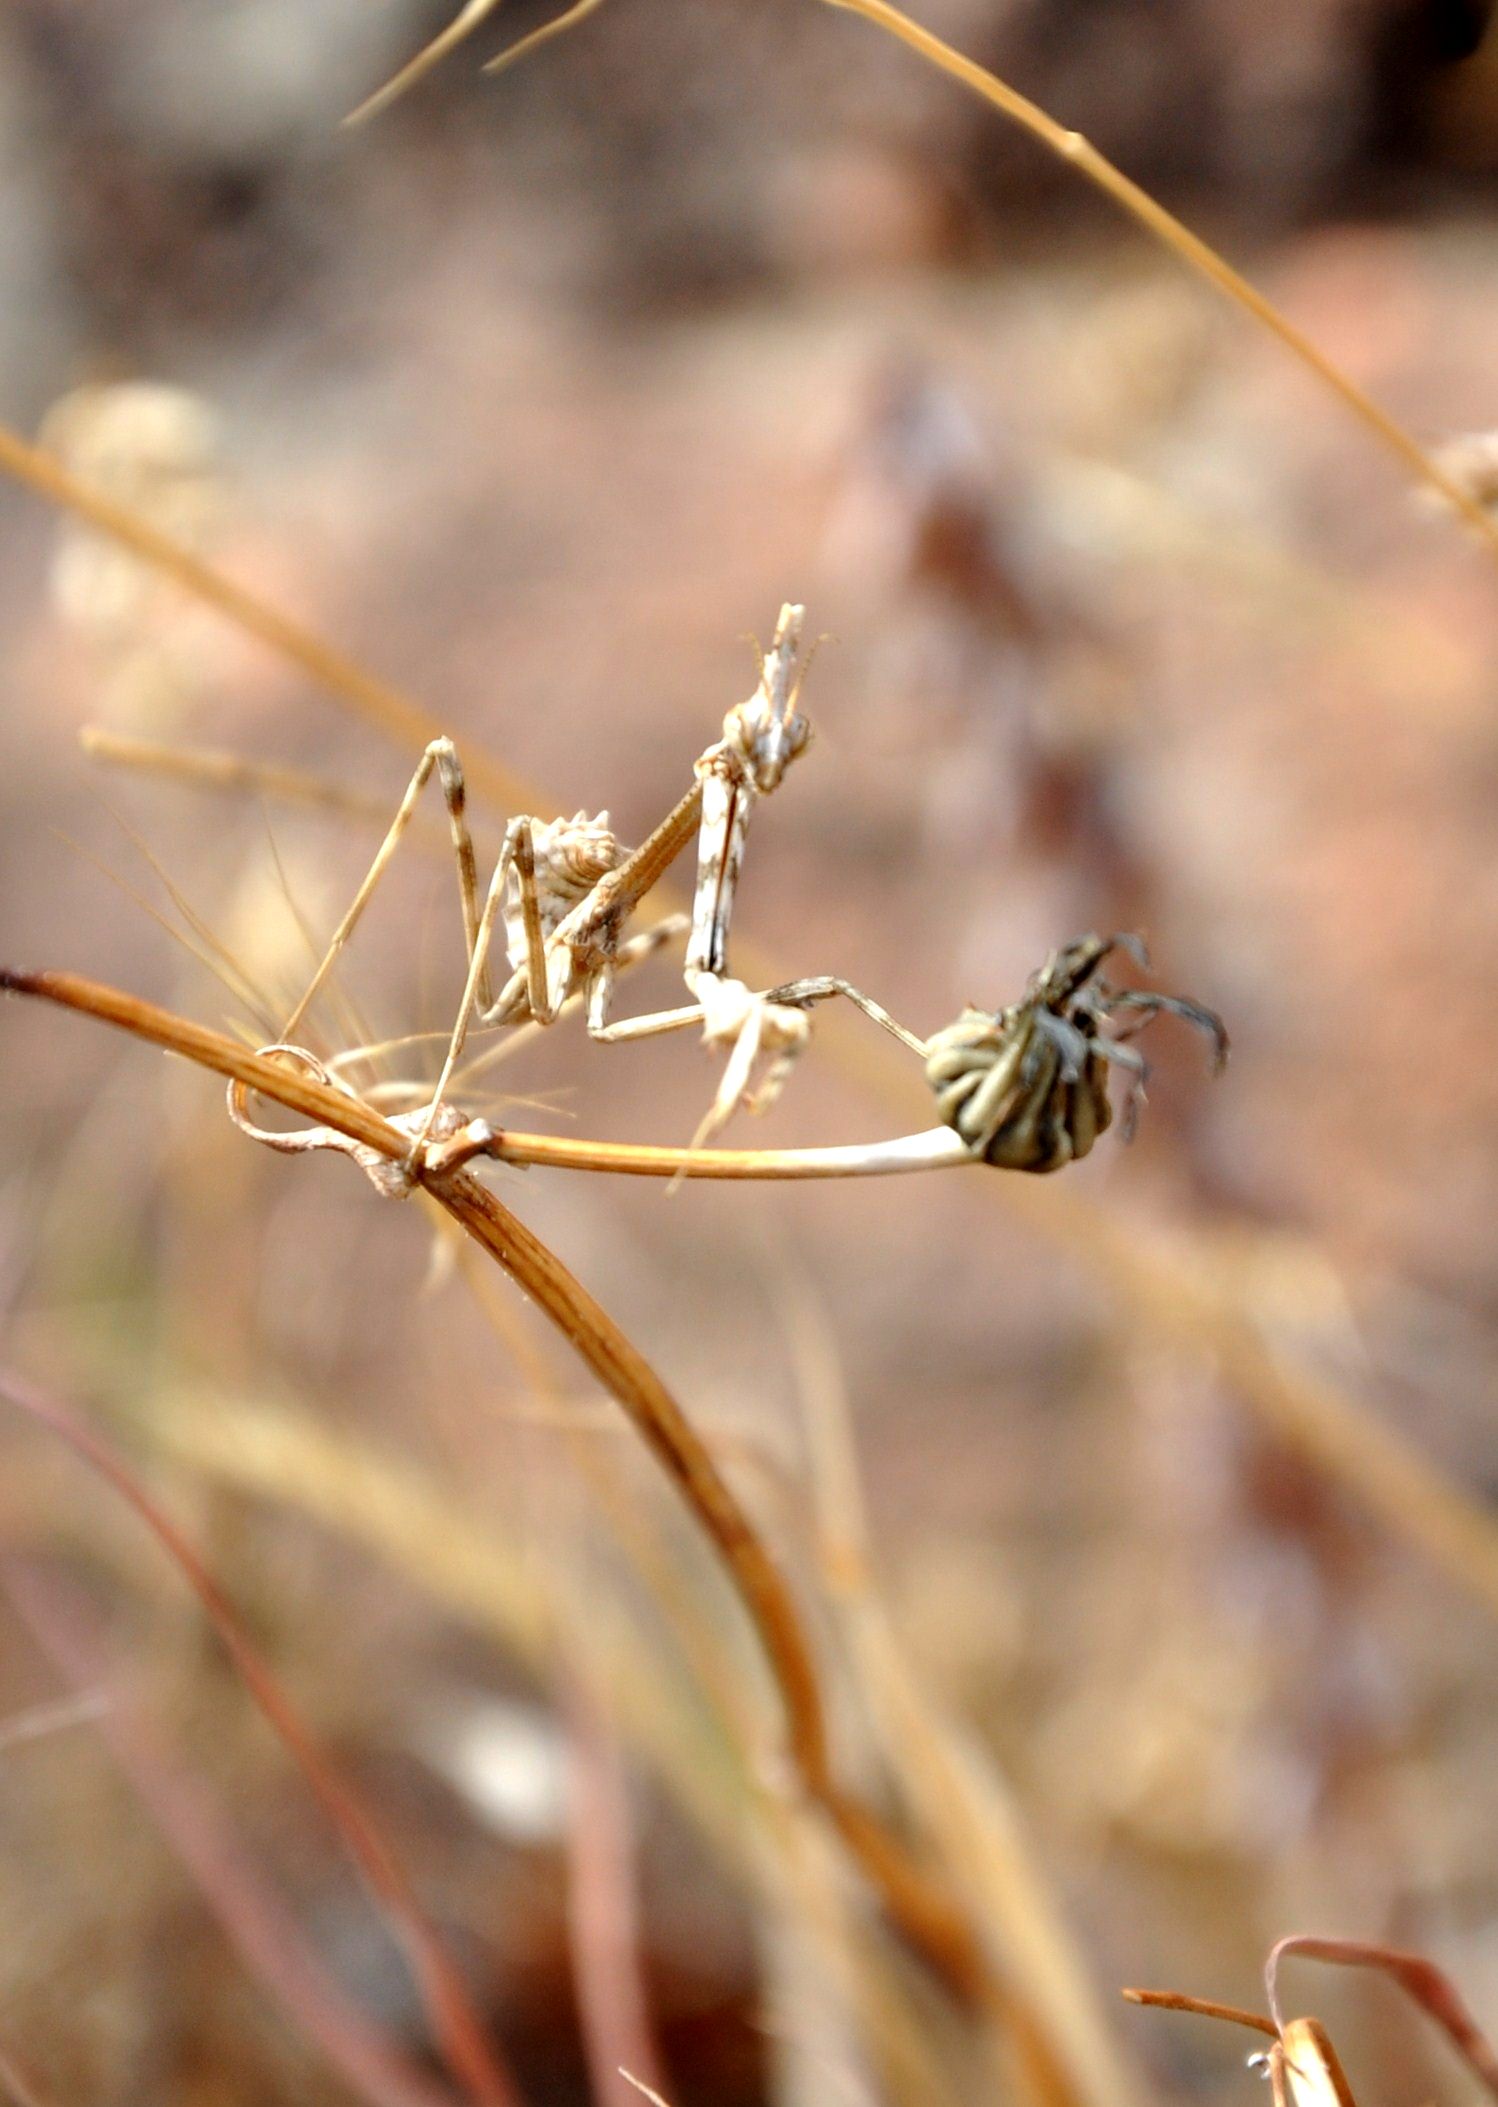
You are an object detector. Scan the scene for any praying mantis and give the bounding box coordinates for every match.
[82,598,1222,1187]
[270,601,926,1182]
[259,596,1223,1189]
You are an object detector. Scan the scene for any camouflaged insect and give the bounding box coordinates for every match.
[926,933,1226,1172]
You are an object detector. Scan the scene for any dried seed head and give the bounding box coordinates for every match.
[926,1005,1112,1172]
[926,932,1225,1171]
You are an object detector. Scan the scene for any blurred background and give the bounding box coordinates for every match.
[5,0,1498,2100]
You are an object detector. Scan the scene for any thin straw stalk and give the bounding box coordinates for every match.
[2,964,994,2011]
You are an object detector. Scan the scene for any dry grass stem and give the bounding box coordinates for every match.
[822,0,1498,554]
[454,1127,974,1179]
[1128,1935,1498,2107]
[0,1371,521,2107]
[1121,1987,1279,2038]
[1,1559,464,2107]
[343,0,509,125]
[1266,1937,1498,2097]
[483,0,610,77]
[791,1286,1142,2107]
[135,1384,752,1876]
[80,726,452,836]
[617,2074,675,2107]
[1,966,996,2012]
[0,420,532,813]
[339,0,1498,555]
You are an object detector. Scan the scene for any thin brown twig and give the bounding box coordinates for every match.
[482,0,610,76]
[0,421,535,817]
[81,727,451,840]
[468,1126,972,1179]
[1121,1987,1278,2038]
[0,966,993,2011]
[1128,1941,1498,2107]
[423,1132,993,2007]
[822,0,1498,558]
[342,0,1498,555]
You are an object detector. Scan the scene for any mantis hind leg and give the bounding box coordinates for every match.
[283,737,488,1041]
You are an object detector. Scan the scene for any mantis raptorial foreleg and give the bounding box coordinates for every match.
[572,603,822,1143]
[562,604,928,1142]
